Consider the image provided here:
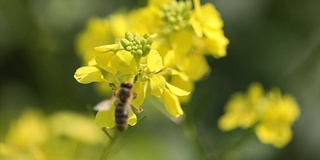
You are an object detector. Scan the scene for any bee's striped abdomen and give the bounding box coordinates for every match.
[115,103,128,132]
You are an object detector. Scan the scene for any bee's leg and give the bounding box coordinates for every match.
[109,82,117,90]
[131,105,144,113]
[133,93,138,99]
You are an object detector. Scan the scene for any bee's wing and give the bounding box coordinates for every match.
[93,98,116,111]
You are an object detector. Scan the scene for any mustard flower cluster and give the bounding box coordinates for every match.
[74,0,228,129]
[218,83,300,148]
[76,0,228,101]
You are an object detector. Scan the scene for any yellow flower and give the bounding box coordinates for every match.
[168,74,194,103]
[94,50,188,128]
[255,88,300,148]
[218,82,301,148]
[190,0,229,57]
[218,83,264,131]
[75,0,229,104]
[76,17,112,65]
[0,109,106,160]
[77,32,190,129]
[75,0,230,130]
[48,111,106,144]
[0,110,48,160]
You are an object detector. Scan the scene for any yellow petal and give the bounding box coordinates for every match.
[218,113,239,131]
[165,82,190,96]
[169,75,194,103]
[247,82,264,105]
[113,50,138,74]
[264,89,300,124]
[255,124,292,148]
[170,31,193,57]
[88,58,97,66]
[95,105,115,128]
[200,3,223,32]
[163,49,175,68]
[6,110,48,147]
[74,66,104,84]
[190,18,203,37]
[203,34,229,58]
[182,54,210,81]
[233,93,258,128]
[132,81,147,108]
[94,44,120,53]
[162,89,184,117]
[147,49,163,72]
[76,17,111,64]
[95,52,117,74]
[149,74,166,97]
[49,111,105,144]
[170,69,189,81]
[128,109,137,126]
[109,12,129,37]
[148,0,171,7]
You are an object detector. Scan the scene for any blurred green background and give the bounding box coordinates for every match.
[0,0,319,160]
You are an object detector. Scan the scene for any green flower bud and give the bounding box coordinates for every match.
[161,0,192,33]
[125,32,133,41]
[121,39,131,48]
[137,49,143,56]
[122,32,154,58]
[126,46,132,51]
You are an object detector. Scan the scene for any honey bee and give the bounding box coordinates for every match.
[94,82,138,132]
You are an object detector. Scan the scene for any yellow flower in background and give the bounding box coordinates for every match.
[154,0,228,82]
[0,110,48,160]
[48,111,106,144]
[218,82,264,131]
[76,17,112,65]
[0,109,106,160]
[190,0,229,57]
[255,88,300,148]
[218,82,301,148]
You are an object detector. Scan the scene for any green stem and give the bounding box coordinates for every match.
[182,121,207,159]
[99,130,119,160]
[100,132,118,160]
[217,128,254,159]
[101,127,113,140]
[99,114,147,160]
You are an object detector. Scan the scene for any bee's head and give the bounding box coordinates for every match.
[120,82,133,89]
